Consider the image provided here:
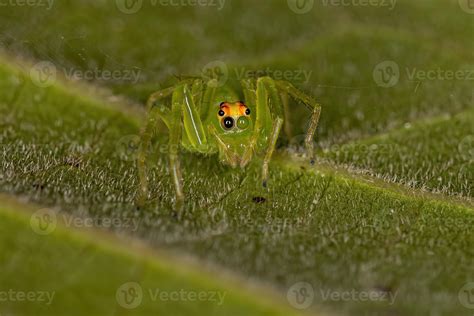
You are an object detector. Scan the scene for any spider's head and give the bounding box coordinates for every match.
[214,100,254,167]
[217,101,252,133]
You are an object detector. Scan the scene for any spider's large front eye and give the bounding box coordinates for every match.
[222,117,234,130]
[237,116,250,130]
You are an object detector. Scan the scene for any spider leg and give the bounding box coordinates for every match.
[208,125,239,167]
[275,80,321,165]
[199,79,218,120]
[182,83,208,152]
[191,79,204,108]
[280,89,293,141]
[168,86,186,212]
[241,78,257,107]
[167,81,215,212]
[258,77,285,187]
[239,79,258,167]
[137,86,176,207]
[138,78,210,212]
[240,77,285,186]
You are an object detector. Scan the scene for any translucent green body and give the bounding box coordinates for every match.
[137,77,322,212]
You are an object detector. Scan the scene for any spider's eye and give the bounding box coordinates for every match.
[218,110,225,117]
[237,116,250,130]
[222,117,234,130]
[245,108,251,115]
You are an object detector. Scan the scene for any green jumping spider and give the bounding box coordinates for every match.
[137,77,321,212]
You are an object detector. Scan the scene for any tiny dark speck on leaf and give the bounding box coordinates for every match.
[252,196,266,204]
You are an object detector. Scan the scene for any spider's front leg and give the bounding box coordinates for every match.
[167,86,186,212]
[242,77,284,188]
[258,77,285,187]
[275,80,321,165]
[168,81,212,212]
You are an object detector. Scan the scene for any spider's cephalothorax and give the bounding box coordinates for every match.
[214,100,255,167]
[137,77,322,212]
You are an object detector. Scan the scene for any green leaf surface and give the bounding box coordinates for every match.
[0,196,297,316]
[0,55,473,315]
[0,1,473,315]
